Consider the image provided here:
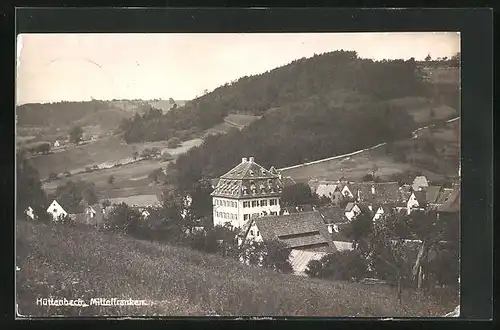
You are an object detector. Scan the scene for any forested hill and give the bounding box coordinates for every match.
[171,100,417,190]
[120,51,430,144]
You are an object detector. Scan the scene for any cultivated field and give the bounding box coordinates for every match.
[42,158,169,199]
[16,221,457,317]
[281,148,446,184]
[28,135,202,179]
[385,97,457,125]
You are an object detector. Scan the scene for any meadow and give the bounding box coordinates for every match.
[16,221,457,317]
[42,158,169,200]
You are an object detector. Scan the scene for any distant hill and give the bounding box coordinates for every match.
[16,99,154,132]
[158,51,459,189]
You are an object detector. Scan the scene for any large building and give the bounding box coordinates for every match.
[211,157,283,228]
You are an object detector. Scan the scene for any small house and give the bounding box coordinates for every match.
[344,202,361,221]
[46,199,86,222]
[24,206,36,220]
[54,140,60,148]
[406,191,427,214]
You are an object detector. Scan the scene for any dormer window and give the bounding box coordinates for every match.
[267,179,272,184]
[249,170,254,176]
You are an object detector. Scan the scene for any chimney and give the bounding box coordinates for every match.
[241,157,248,164]
[249,156,255,163]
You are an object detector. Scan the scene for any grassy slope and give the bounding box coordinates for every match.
[282,119,459,183]
[16,221,457,317]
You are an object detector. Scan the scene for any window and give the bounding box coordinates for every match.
[252,201,259,207]
[223,200,227,207]
[270,211,277,215]
[53,208,57,213]
[261,200,268,207]
[244,214,250,221]
[256,231,260,236]
[243,201,249,208]
[270,199,276,206]
[250,230,254,236]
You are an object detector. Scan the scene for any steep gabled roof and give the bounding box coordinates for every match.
[399,185,412,202]
[253,211,335,252]
[435,188,453,205]
[345,202,357,212]
[316,183,340,198]
[318,206,348,224]
[412,176,429,191]
[426,186,442,204]
[412,191,427,206]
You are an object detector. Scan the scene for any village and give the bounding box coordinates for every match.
[23,154,460,282]
[16,32,463,317]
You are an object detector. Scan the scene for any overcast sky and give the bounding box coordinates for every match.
[16,32,460,105]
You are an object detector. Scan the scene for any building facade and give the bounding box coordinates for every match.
[211,157,283,228]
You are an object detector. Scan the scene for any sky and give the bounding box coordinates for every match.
[16,32,460,105]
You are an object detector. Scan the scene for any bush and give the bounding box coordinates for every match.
[91,164,99,170]
[64,171,72,177]
[161,152,174,161]
[308,251,369,282]
[108,175,115,185]
[48,172,59,181]
[85,166,93,172]
[57,214,75,226]
[167,137,181,149]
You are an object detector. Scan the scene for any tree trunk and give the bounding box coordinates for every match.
[413,240,429,288]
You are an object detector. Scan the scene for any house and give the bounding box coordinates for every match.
[315,181,340,199]
[372,204,396,221]
[280,206,298,215]
[24,206,36,220]
[211,157,283,228]
[46,200,68,221]
[46,199,86,222]
[53,140,60,148]
[317,206,348,233]
[412,175,429,192]
[241,211,336,253]
[406,191,427,214]
[85,204,104,227]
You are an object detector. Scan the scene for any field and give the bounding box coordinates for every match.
[27,135,203,179]
[148,100,188,112]
[281,148,446,184]
[281,119,460,184]
[42,158,169,199]
[224,114,262,127]
[385,97,457,125]
[16,221,457,317]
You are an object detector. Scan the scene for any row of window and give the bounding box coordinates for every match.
[243,211,278,220]
[215,211,237,220]
[215,199,237,208]
[243,199,278,208]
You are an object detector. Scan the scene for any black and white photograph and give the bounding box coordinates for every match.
[15,31,461,318]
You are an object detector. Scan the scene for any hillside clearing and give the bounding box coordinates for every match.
[16,221,456,317]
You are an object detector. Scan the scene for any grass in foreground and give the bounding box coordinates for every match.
[16,221,457,317]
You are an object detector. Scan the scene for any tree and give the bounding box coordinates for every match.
[141,148,153,159]
[54,179,98,211]
[261,239,293,274]
[104,202,142,235]
[307,251,368,282]
[425,54,432,62]
[281,183,316,207]
[36,143,51,154]
[101,199,111,208]
[69,126,84,145]
[16,148,47,217]
[344,210,373,251]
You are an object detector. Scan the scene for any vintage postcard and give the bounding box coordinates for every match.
[15,32,461,318]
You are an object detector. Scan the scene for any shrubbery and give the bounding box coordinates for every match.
[305,251,369,282]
